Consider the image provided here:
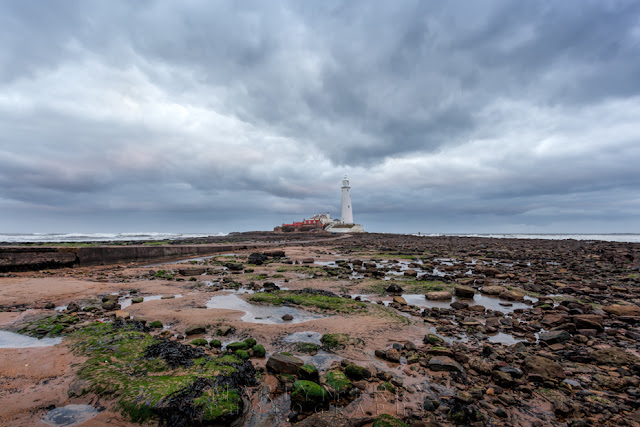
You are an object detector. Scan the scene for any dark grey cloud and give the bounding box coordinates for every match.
[1,0,640,233]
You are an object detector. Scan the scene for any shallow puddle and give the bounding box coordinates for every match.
[486,332,526,345]
[206,294,326,324]
[300,350,342,371]
[0,330,62,348]
[282,331,323,345]
[41,404,99,427]
[401,293,535,314]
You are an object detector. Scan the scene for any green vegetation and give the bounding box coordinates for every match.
[20,314,79,337]
[153,270,175,280]
[275,265,323,273]
[371,305,412,325]
[210,339,222,348]
[372,414,409,427]
[191,338,208,346]
[293,342,320,354]
[247,291,367,313]
[69,321,251,423]
[320,333,358,349]
[148,320,163,329]
[324,370,352,393]
[252,344,266,358]
[143,241,170,246]
[377,382,397,394]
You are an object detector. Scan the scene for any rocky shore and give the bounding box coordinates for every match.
[0,232,639,426]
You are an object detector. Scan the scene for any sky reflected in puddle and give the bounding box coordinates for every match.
[0,330,62,348]
[206,294,326,324]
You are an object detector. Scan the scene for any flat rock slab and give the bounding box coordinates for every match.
[266,353,304,374]
[428,356,464,373]
[425,291,452,301]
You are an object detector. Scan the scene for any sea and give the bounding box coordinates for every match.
[412,233,640,243]
[0,232,228,243]
[1,232,639,244]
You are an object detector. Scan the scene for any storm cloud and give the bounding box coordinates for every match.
[1,0,639,233]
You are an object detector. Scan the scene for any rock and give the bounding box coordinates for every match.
[499,289,525,301]
[178,267,206,276]
[428,356,465,373]
[291,380,328,408]
[131,297,144,304]
[424,334,445,345]
[603,304,640,317]
[450,301,469,310]
[44,302,55,310]
[282,314,294,321]
[67,379,91,397]
[252,344,266,358]
[301,258,314,264]
[102,301,120,311]
[385,349,401,363]
[404,269,418,277]
[480,286,507,295]
[591,347,640,369]
[345,364,371,380]
[324,370,352,394]
[185,325,206,336]
[266,353,304,374]
[572,314,603,332]
[216,325,234,336]
[523,356,565,381]
[454,285,475,298]
[298,364,320,382]
[386,283,403,293]
[426,291,452,301]
[499,365,524,378]
[539,330,571,345]
[248,253,268,265]
[66,301,80,313]
[392,296,407,305]
[115,310,130,319]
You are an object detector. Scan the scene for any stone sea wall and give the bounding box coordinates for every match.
[0,244,257,272]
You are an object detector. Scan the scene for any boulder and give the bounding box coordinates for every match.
[425,291,452,301]
[523,356,565,381]
[572,314,604,332]
[345,364,371,380]
[454,285,475,298]
[248,253,268,265]
[282,314,294,321]
[185,325,206,336]
[291,380,328,408]
[266,353,304,374]
[499,289,525,301]
[392,296,407,305]
[385,283,403,293]
[404,269,418,277]
[480,286,506,295]
[178,268,206,276]
[385,349,401,363]
[603,305,640,317]
[428,356,465,373]
[539,330,571,345]
[591,348,640,369]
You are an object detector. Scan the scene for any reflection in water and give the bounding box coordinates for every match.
[41,405,99,427]
[0,330,62,348]
[206,294,326,324]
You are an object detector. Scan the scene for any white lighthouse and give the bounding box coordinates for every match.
[326,176,364,233]
[341,175,354,224]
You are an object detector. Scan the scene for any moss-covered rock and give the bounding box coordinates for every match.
[148,320,163,329]
[298,364,319,382]
[345,364,371,380]
[243,337,257,347]
[372,414,409,427]
[209,339,222,348]
[252,344,266,358]
[377,382,396,394]
[321,333,350,349]
[190,338,208,347]
[69,320,256,424]
[294,342,320,354]
[324,370,352,394]
[235,350,250,360]
[291,380,328,409]
[226,341,249,352]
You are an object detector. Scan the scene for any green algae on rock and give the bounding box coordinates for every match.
[69,319,256,424]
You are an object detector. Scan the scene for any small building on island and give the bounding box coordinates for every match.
[274,176,364,233]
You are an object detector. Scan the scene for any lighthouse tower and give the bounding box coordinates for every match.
[341,176,354,224]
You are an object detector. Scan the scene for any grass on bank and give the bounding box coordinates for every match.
[247,290,367,313]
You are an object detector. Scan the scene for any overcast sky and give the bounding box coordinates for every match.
[1,0,640,234]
